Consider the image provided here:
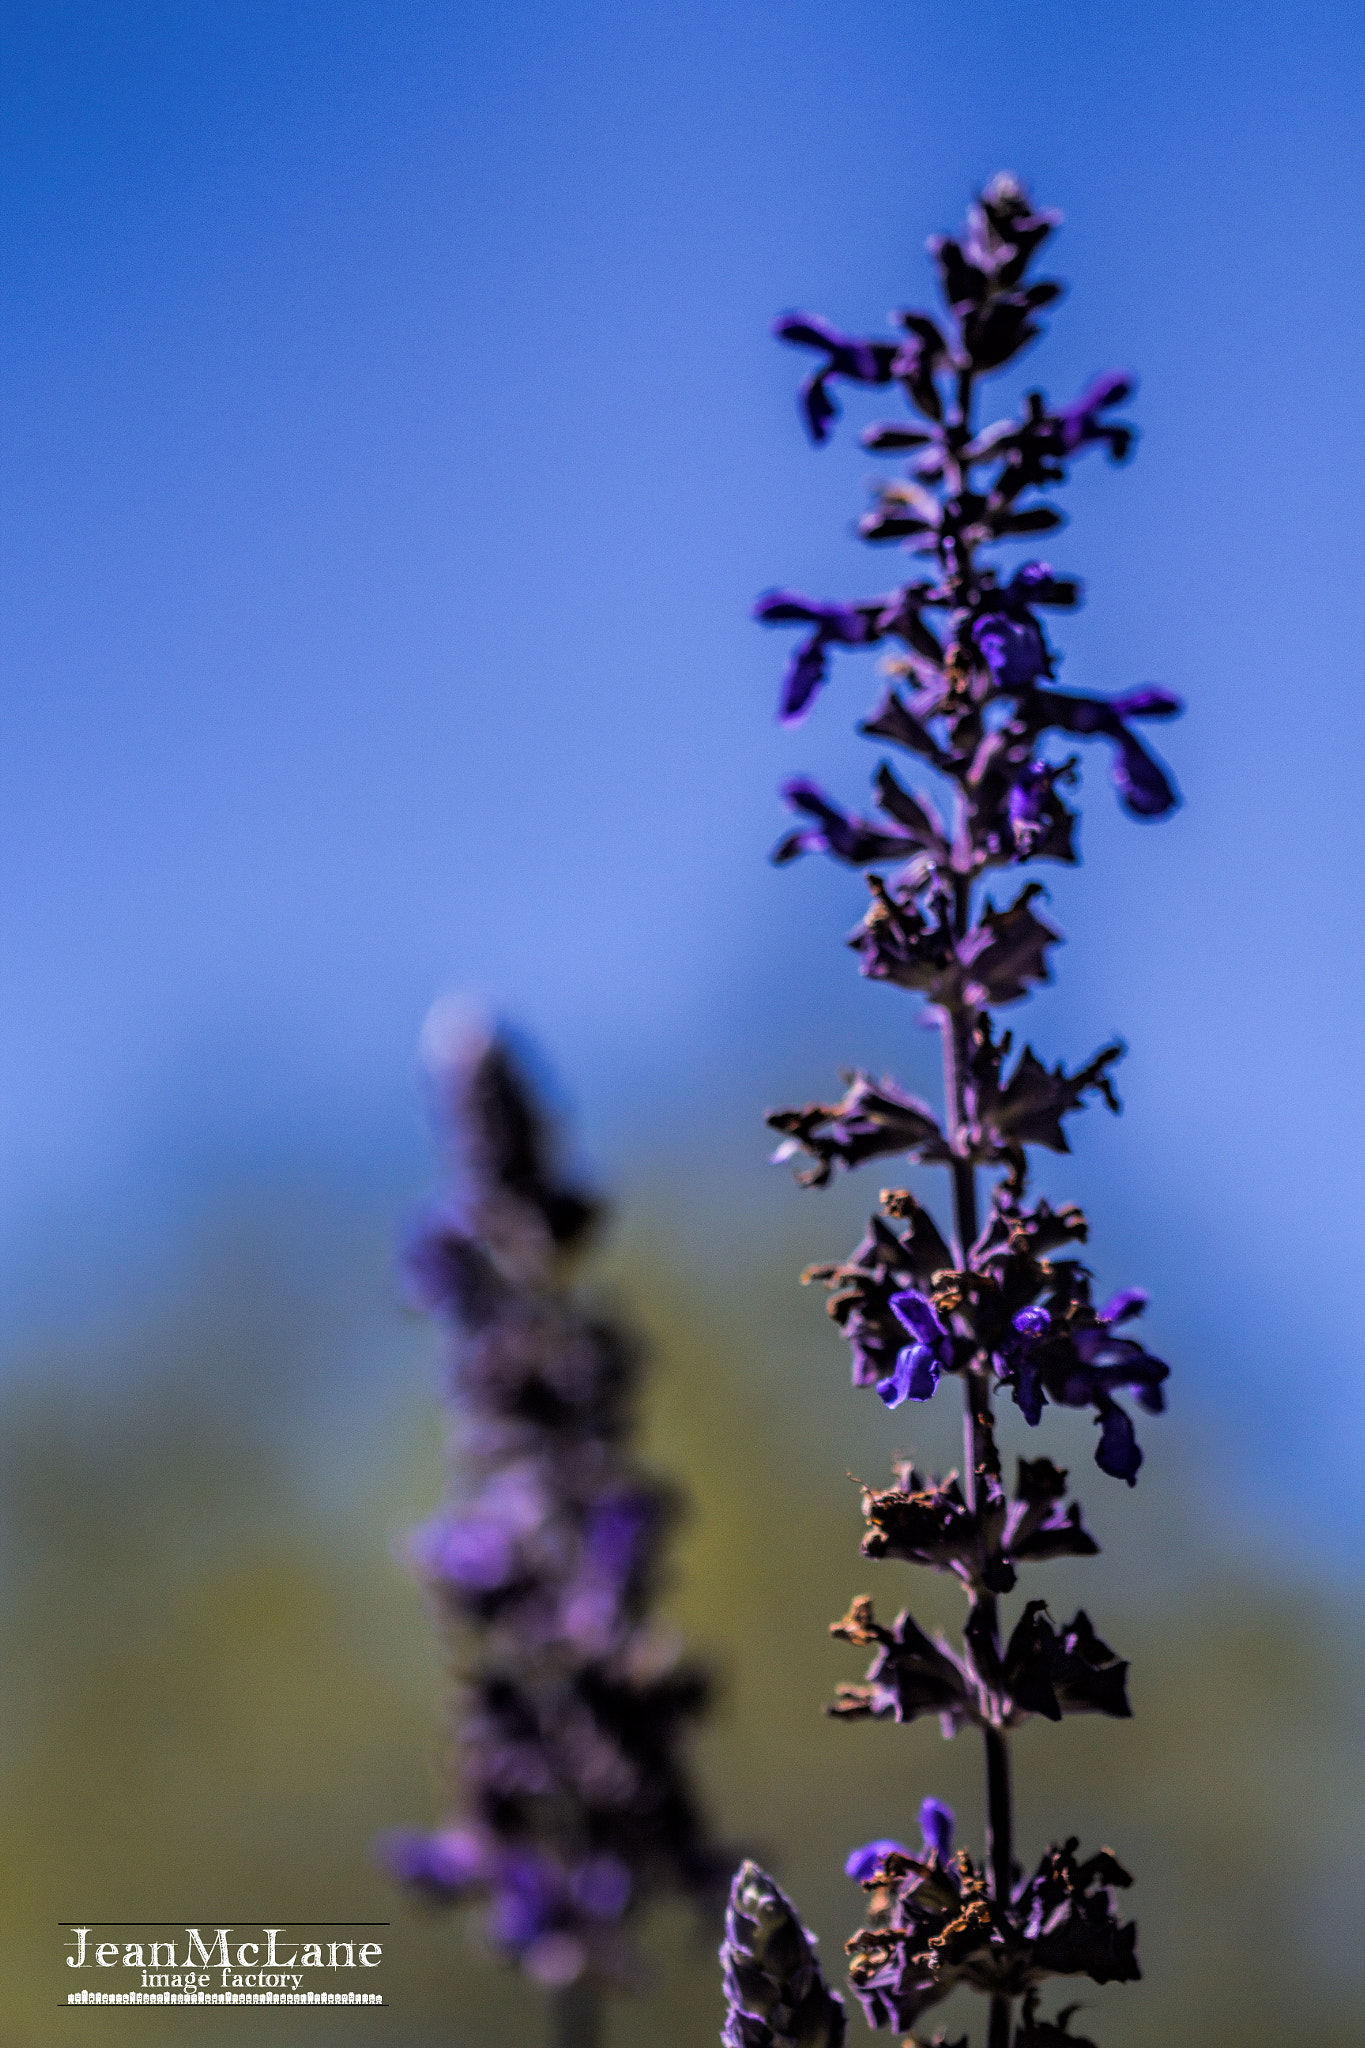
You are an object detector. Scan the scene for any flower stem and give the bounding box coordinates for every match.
[551,1978,602,2048]
[983,1722,1013,1903]
[941,884,1015,1951]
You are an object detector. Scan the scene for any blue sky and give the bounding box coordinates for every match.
[3,1,1363,1550]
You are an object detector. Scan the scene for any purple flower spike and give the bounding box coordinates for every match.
[722,1863,846,2048]
[384,1025,731,1990]
[750,176,1179,2046]
[845,1839,912,1883]
[918,1798,955,1860]
[774,312,899,444]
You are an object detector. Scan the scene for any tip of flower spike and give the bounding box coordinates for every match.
[419,991,494,1081]
[722,1863,846,2048]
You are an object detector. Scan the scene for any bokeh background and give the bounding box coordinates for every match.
[3,2,1363,2042]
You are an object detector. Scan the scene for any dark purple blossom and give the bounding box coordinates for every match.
[403,1203,504,1326]
[380,1825,487,1900]
[970,563,1081,686]
[771,777,922,868]
[998,1308,1169,1486]
[974,609,1048,686]
[773,312,899,444]
[1094,1405,1141,1485]
[488,1849,565,1951]
[583,1490,656,1584]
[918,1797,955,1859]
[753,590,883,724]
[879,1290,954,1407]
[384,1022,730,1993]
[1032,685,1182,819]
[1056,373,1136,460]
[572,1855,633,1921]
[1007,759,1079,860]
[845,1839,911,1883]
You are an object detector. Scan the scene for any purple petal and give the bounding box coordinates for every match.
[1112,732,1179,818]
[1095,1403,1142,1485]
[918,1798,954,1859]
[1013,1306,1051,1337]
[381,1826,487,1897]
[875,1359,909,1409]
[413,1514,518,1592]
[903,1345,941,1401]
[973,611,1047,686]
[879,1343,939,1406]
[774,311,846,352]
[889,1290,944,1343]
[1099,1287,1148,1326]
[845,1838,911,1883]
[753,589,829,625]
[778,636,828,723]
[800,369,836,444]
[1111,686,1182,720]
[1011,1359,1046,1426]
[584,1492,654,1582]
[571,1854,632,1921]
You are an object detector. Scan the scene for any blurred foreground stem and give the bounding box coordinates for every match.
[552,1977,602,2048]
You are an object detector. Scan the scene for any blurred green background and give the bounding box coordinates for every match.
[3,1180,1360,2047]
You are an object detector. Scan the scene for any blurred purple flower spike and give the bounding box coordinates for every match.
[382,1016,732,2007]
